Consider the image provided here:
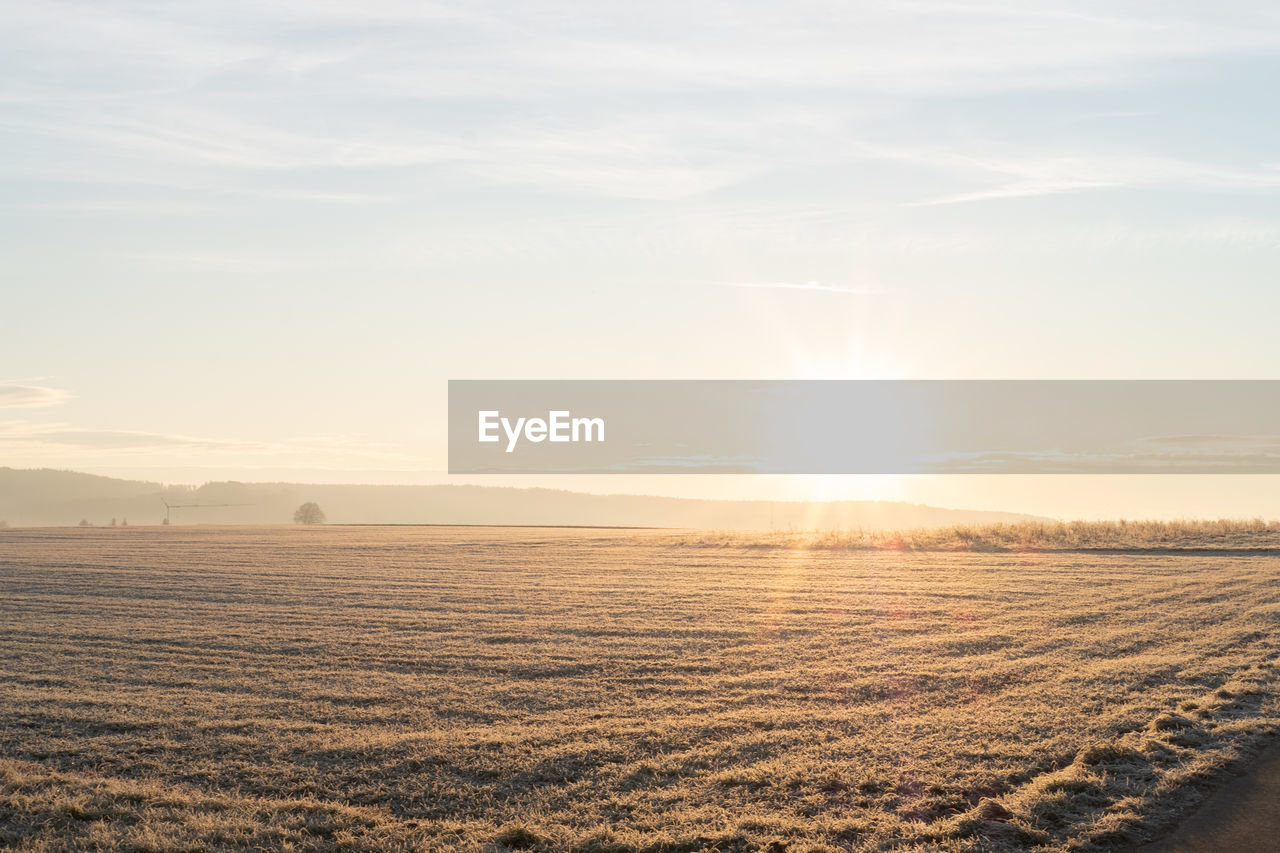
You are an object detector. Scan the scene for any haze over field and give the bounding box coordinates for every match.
[0,468,1045,529]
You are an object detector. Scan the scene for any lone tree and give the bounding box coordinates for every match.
[293,502,326,525]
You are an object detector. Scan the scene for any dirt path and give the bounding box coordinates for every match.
[1133,740,1280,852]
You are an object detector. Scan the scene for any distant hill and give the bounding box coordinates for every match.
[0,468,1048,529]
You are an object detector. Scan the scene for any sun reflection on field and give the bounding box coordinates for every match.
[0,525,1276,851]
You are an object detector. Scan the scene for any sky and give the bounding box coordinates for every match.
[5,1,1280,518]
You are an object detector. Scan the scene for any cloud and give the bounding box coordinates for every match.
[3,108,766,200]
[118,251,303,273]
[927,447,1280,474]
[9,1,1280,208]
[1136,434,1280,450]
[0,421,415,464]
[724,281,883,295]
[907,180,1122,206]
[0,422,259,451]
[0,383,71,409]
[888,147,1280,206]
[11,1,1280,100]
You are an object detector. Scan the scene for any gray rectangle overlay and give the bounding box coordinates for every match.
[448,380,1280,474]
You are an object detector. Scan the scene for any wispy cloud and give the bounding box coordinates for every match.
[0,108,763,201]
[12,1,1275,99]
[908,180,1121,206]
[880,146,1280,206]
[8,1,1280,207]
[0,420,413,462]
[118,252,303,273]
[0,383,71,409]
[724,281,883,295]
[0,422,260,451]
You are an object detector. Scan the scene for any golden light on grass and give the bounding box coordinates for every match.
[0,524,1276,851]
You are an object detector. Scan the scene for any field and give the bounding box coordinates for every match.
[1,526,1278,852]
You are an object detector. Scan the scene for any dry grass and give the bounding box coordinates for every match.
[676,518,1280,553]
[0,525,1278,852]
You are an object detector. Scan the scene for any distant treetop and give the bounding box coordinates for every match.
[293,502,326,525]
